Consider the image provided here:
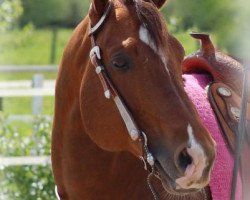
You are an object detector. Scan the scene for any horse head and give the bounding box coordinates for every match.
[53,0,216,197]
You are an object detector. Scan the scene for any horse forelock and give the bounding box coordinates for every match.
[121,0,168,51]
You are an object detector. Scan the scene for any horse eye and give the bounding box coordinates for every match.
[112,58,127,69]
[111,54,130,70]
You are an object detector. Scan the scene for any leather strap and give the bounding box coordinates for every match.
[55,2,157,200]
[90,45,141,141]
[183,33,250,200]
[208,82,250,151]
[207,81,250,200]
[88,0,155,169]
[88,1,113,36]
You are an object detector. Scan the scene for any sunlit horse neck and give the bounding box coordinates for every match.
[52,0,215,199]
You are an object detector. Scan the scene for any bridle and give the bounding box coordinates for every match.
[88,1,160,200]
[55,0,249,199]
[88,2,250,200]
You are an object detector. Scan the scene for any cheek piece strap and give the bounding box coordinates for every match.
[88,1,159,200]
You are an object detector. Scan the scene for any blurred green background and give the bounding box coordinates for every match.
[0,0,247,199]
[0,0,242,67]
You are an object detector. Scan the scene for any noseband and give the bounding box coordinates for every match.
[88,1,160,199]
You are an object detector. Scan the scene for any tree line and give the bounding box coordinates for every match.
[1,0,248,58]
[19,0,89,27]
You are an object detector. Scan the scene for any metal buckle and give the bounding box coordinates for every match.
[90,46,101,65]
[142,132,155,167]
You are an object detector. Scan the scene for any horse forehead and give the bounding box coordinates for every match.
[114,3,137,22]
[102,6,139,45]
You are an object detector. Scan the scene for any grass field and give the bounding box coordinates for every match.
[0,28,198,66]
[0,28,70,119]
[0,28,72,65]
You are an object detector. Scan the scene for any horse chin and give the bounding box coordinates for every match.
[160,179,200,196]
[155,162,200,196]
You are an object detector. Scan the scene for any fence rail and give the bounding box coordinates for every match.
[0,65,55,168]
[0,65,58,73]
[0,88,54,97]
[0,80,55,97]
[0,156,51,167]
[0,66,57,114]
[0,80,55,89]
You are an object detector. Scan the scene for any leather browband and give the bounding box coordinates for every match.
[89,1,113,36]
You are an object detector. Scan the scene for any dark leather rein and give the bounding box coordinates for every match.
[88,1,160,200]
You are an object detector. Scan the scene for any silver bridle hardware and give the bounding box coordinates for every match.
[104,90,111,99]
[147,153,155,167]
[142,131,155,167]
[130,129,140,141]
[90,46,101,63]
[55,1,160,200]
[88,1,159,200]
[88,0,156,173]
[95,66,104,74]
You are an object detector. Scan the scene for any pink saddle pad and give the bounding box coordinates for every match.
[183,74,242,200]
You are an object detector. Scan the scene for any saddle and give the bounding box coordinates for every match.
[183,33,250,152]
[182,33,250,199]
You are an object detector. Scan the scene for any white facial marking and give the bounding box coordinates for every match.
[175,124,208,189]
[139,26,169,73]
[139,25,157,51]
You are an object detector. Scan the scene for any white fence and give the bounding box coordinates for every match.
[0,65,57,166]
[0,80,55,97]
[0,156,51,167]
[0,65,57,115]
[0,65,57,73]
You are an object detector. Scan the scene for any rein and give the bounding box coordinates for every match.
[55,1,249,199]
[88,1,159,199]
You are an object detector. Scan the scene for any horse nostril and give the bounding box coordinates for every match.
[177,148,193,172]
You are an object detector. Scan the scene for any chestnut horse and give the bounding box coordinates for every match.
[52,0,216,199]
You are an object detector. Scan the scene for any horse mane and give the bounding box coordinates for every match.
[122,0,168,50]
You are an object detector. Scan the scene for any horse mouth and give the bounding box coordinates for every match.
[155,161,199,195]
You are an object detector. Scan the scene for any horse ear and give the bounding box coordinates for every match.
[149,0,167,8]
[91,0,109,15]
